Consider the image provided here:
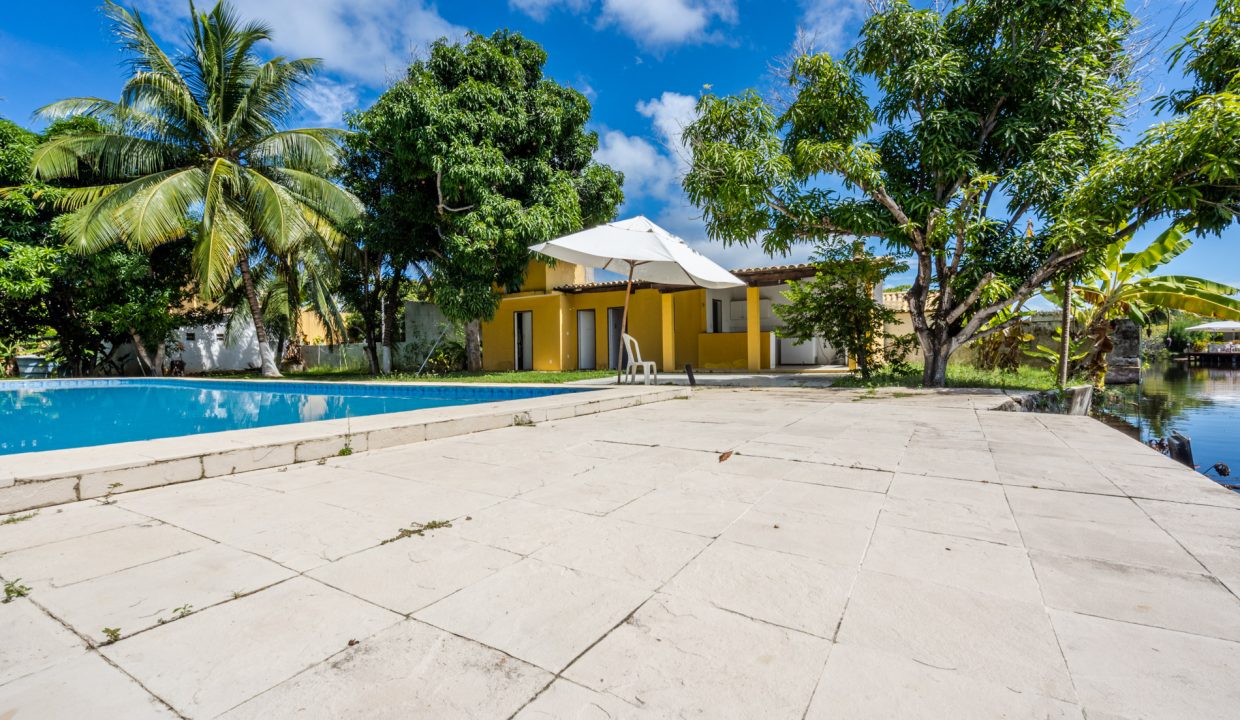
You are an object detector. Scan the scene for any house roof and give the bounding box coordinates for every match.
[553,263,818,294]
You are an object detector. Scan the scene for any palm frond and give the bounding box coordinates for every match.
[197,165,250,298]
[243,167,311,255]
[269,166,362,223]
[58,168,199,254]
[118,167,204,251]
[248,129,346,172]
[30,133,186,182]
[225,57,320,142]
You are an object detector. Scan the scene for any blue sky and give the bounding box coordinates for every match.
[1,0,1234,289]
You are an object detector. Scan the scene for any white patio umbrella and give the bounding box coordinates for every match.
[530,216,745,380]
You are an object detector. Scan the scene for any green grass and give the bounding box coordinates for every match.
[831,363,1061,391]
[204,368,617,384]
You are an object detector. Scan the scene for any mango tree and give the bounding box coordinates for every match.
[343,31,623,371]
[684,0,1136,386]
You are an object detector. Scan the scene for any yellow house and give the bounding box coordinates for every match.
[481,260,850,372]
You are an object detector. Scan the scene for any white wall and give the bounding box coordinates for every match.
[175,322,268,373]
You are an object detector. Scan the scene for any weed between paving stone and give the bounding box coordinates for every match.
[1,511,38,525]
[101,627,121,644]
[380,520,453,545]
[158,604,194,624]
[97,482,123,505]
[4,578,31,603]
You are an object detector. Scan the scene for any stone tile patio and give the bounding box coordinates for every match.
[3,387,1240,719]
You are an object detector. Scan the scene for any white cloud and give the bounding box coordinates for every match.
[596,91,696,202]
[795,0,868,54]
[131,0,464,85]
[600,0,737,47]
[596,90,806,268]
[635,91,698,172]
[595,130,679,200]
[509,0,737,48]
[299,78,359,125]
[509,0,591,21]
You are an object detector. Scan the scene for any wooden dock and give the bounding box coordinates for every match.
[1185,351,1240,368]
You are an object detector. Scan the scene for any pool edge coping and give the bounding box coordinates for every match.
[0,382,689,514]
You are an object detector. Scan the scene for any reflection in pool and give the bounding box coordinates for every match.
[0,378,589,455]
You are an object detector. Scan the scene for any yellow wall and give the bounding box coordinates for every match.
[483,261,788,372]
[697,332,771,369]
[567,288,665,370]
[673,290,704,368]
[299,311,331,345]
[518,259,588,292]
[480,293,566,371]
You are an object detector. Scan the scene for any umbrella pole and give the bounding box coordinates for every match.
[617,262,634,385]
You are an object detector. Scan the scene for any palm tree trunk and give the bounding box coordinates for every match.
[239,254,281,378]
[284,254,303,368]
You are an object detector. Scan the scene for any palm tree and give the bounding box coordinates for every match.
[1072,224,1240,386]
[30,1,358,376]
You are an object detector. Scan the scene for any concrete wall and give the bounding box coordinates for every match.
[174,323,266,373]
[404,302,452,343]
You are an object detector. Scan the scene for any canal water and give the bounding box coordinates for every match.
[1097,361,1240,489]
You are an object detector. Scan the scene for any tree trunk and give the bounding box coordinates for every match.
[921,337,952,388]
[1058,280,1072,388]
[464,319,483,372]
[130,330,160,376]
[238,254,281,378]
[153,341,166,378]
[284,256,303,367]
[380,276,400,374]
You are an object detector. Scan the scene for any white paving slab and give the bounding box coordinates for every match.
[36,543,295,642]
[101,577,400,718]
[307,532,521,614]
[806,643,1083,720]
[563,593,831,719]
[414,558,650,672]
[7,387,1239,718]
[837,570,1076,702]
[609,488,752,537]
[1052,609,1240,720]
[532,516,709,589]
[220,620,551,719]
[0,652,178,719]
[0,598,84,686]
[1030,550,1240,641]
[0,521,208,589]
[663,539,854,637]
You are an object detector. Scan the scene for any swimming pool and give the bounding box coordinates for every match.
[0,378,590,455]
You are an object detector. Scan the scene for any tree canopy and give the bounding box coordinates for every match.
[343,30,623,368]
[684,0,1140,386]
[1,116,208,375]
[29,0,359,376]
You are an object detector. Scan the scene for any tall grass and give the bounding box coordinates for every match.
[831,364,1061,390]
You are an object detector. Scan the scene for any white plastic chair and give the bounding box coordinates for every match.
[621,333,658,385]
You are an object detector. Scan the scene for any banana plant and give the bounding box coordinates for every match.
[1069,223,1240,386]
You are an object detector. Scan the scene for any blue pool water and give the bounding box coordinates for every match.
[0,378,589,455]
